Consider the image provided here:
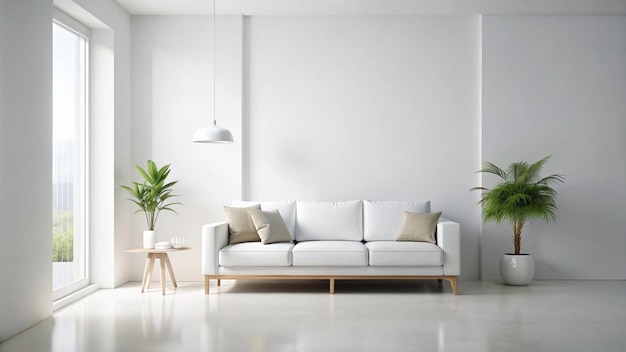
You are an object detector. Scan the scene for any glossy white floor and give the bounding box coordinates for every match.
[1,280,625,352]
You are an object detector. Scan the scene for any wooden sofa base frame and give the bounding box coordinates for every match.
[204,275,458,295]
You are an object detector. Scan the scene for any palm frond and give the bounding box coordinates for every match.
[525,155,550,182]
[476,161,507,180]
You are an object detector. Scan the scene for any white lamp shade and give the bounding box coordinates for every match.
[193,122,234,143]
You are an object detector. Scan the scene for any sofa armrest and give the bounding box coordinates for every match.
[201,222,229,275]
[436,218,460,276]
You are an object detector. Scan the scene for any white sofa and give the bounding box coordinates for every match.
[202,200,460,294]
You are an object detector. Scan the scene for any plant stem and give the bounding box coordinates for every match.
[513,222,524,254]
[144,212,150,231]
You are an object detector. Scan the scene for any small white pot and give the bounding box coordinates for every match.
[143,230,157,249]
[499,253,535,286]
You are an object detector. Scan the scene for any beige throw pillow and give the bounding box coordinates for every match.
[395,211,442,243]
[224,205,261,244]
[248,209,293,244]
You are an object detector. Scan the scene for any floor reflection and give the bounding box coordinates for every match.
[1,281,625,352]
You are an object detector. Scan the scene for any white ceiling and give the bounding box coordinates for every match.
[114,0,626,16]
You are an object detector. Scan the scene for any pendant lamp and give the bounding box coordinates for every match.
[193,0,233,143]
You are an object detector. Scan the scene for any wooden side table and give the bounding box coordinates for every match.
[126,247,191,295]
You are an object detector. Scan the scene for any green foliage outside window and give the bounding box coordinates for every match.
[53,211,74,262]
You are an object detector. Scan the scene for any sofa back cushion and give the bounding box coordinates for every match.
[232,201,297,240]
[295,200,363,241]
[363,200,431,241]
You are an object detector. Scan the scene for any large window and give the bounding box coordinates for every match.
[52,13,89,299]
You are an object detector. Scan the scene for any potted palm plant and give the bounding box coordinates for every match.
[121,160,182,248]
[471,156,564,285]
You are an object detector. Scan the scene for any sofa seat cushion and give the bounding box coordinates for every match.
[292,241,368,266]
[219,242,294,267]
[365,241,443,267]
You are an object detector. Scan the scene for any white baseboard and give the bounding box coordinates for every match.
[53,284,99,312]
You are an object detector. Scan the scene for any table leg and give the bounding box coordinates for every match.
[144,254,156,290]
[159,254,166,295]
[163,254,178,288]
[141,257,151,293]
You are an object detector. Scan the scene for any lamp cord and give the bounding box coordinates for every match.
[213,0,216,125]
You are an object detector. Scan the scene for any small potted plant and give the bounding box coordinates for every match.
[121,160,182,248]
[471,156,564,285]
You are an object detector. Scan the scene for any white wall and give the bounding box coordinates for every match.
[130,16,243,281]
[0,0,53,342]
[482,15,626,280]
[129,15,482,281]
[245,16,482,279]
[131,13,626,282]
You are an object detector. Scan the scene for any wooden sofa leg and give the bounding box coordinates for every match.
[330,278,335,294]
[217,279,221,287]
[205,276,210,294]
[446,276,458,295]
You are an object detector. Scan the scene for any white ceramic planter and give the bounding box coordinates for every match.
[499,253,535,286]
[143,230,157,249]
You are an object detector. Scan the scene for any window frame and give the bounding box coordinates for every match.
[52,9,91,301]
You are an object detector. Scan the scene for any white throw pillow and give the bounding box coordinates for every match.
[248,209,293,244]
